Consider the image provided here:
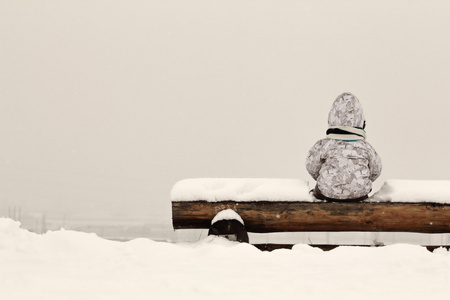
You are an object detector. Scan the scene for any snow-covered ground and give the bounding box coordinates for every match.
[2,179,450,299]
[2,217,450,300]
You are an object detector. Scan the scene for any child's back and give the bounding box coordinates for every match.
[306,93,382,201]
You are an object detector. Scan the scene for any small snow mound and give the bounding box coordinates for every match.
[211,209,244,225]
[182,235,242,248]
[0,218,39,252]
[432,247,450,255]
[0,218,22,235]
[369,180,450,203]
[292,244,324,253]
[170,178,313,202]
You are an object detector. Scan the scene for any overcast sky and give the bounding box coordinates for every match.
[1,0,450,224]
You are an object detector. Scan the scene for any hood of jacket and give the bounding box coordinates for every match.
[328,93,365,128]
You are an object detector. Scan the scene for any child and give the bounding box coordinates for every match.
[306,93,382,201]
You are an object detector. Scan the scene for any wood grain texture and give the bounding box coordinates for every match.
[172,201,450,233]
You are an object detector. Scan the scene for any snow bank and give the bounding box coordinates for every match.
[370,180,450,203]
[170,178,313,202]
[2,217,450,300]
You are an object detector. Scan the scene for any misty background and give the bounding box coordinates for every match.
[1,1,450,241]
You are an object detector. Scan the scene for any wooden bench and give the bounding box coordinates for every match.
[171,178,450,251]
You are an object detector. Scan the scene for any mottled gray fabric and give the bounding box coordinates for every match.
[328,93,365,128]
[306,93,382,200]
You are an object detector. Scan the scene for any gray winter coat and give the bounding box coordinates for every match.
[306,93,382,200]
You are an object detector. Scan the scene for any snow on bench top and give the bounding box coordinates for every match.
[170,178,313,202]
[171,178,450,204]
[369,179,450,204]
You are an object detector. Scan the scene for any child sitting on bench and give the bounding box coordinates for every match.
[306,93,382,201]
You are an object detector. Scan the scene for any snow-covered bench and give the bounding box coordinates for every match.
[171,178,450,247]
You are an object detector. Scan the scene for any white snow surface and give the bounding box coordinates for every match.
[172,178,450,204]
[370,179,450,203]
[170,178,313,202]
[211,209,244,225]
[2,218,450,299]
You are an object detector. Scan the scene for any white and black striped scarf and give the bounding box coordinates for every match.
[326,126,366,141]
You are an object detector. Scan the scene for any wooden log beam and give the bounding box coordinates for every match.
[172,201,450,233]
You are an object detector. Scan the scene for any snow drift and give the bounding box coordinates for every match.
[2,217,450,299]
